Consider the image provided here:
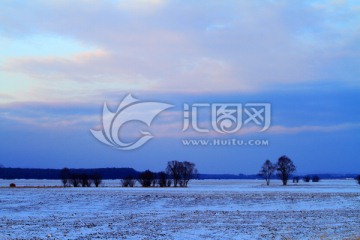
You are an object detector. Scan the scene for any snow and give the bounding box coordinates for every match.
[0,179,359,239]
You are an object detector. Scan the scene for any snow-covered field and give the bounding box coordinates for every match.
[1,179,359,239]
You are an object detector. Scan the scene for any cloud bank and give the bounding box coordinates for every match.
[1,0,359,103]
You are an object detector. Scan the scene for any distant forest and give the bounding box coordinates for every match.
[0,168,138,180]
[0,167,357,180]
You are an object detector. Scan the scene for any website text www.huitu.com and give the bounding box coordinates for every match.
[181,138,269,147]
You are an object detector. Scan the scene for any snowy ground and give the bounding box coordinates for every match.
[0,179,359,239]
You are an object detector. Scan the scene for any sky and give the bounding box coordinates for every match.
[0,0,359,174]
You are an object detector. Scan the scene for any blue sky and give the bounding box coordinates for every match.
[0,0,359,174]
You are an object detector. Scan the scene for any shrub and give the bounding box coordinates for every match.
[303,176,311,182]
[91,173,102,187]
[312,175,320,182]
[137,170,155,187]
[121,175,135,187]
[293,176,300,183]
[70,174,81,187]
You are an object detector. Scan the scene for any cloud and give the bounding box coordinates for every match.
[266,123,360,134]
[0,93,14,100]
[0,101,99,129]
[0,0,359,103]
[152,122,360,138]
[117,0,166,12]
[3,103,358,137]
[3,49,114,82]
[0,112,98,129]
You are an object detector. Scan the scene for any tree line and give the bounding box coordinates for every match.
[60,160,198,188]
[2,161,359,186]
[60,168,103,187]
[0,167,138,179]
[122,160,198,187]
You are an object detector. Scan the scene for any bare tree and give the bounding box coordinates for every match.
[157,171,168,187]
[276,155,296,186]
[355,175,360,185]
[137,170,155,187]
[91,172,102,187]
[166,178,172,187]
[70,174,81,187]
[179,178,185,187]
[181,161,198,187]
[60,167,70,187]
[80,174,91,187]
[293,176,300,183]
[303,175,311,182]
[312,175,320,182]
[258,160,275,186]
[166,160,182,187]
[121,175,136,187]
[166,161,198,187]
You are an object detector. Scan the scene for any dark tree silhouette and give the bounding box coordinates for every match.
[80,174,91,187]
[276,155,296,186]
[312,175,320,182]
[60,167,70,187]
[70,174,81,187]
[303,175,311,182]
[166,178,172,187]
[293,176,300,183]
[91,172,102,187]
[137,170,155,187]
[258,160,275,186]
[166,160,197,187]
[180,161,198,187]
[166,160,182,187]
[355,175,360,185]
[157,171,168,187]
[121,175,136,187]
[152,179,157,187]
